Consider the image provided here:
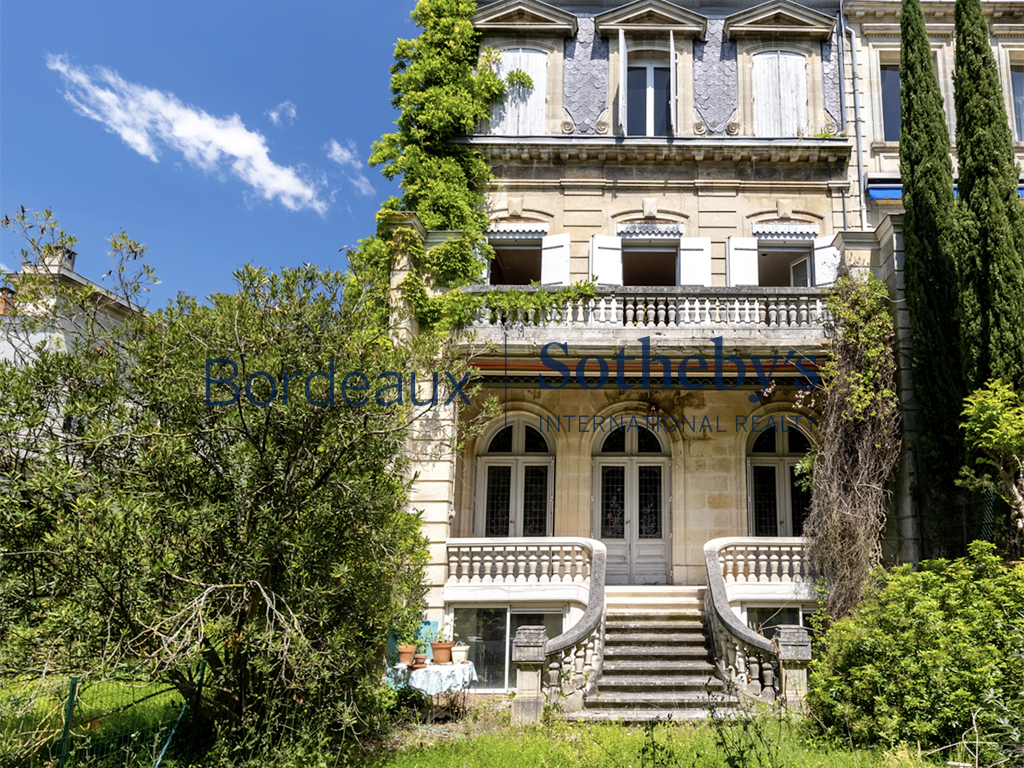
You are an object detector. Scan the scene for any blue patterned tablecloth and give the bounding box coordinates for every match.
[394,662,477,696]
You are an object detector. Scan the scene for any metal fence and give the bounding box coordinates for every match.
[1,664,207,768]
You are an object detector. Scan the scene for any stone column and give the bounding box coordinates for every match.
[776,625,812,706]
[511,625,548,726]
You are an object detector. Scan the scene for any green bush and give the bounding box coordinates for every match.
[807,541,1024,757]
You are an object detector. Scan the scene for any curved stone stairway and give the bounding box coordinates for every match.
[564,586,737,722]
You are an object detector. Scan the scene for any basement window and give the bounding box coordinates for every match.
[451,607,563,691]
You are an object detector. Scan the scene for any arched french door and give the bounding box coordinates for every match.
[476,419,554,537]
[746,423,812,537]
[593,424,669,584]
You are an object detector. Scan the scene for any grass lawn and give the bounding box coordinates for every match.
[375,698,937,768]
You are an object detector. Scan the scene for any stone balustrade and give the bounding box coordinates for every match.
[704,537,814,706]
[446,538,594,586]
[466,286,828,331]
[716,539,811,585]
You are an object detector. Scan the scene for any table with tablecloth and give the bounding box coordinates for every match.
[393,661,477,695]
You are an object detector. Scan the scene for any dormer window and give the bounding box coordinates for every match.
[595,0,707,138]
[725,0,835,138]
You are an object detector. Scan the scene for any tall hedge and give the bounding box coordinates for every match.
[954,0,1024,392]
[899,0,963,491]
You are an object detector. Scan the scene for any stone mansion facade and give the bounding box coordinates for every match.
[389,0,1024,715]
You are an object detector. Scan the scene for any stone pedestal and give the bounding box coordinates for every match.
[776,624,812,705]
[511,625,548,726]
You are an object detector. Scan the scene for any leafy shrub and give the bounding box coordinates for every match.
[807,541,1024,758]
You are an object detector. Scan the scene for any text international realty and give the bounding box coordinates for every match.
[537,413,815,435]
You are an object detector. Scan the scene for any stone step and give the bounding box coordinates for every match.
[605,586,706,597]
[605,620,706,631]
[602,651,708,663]
[597,676,724,690]
[602,659,717,674]
[585,691,728,707]
[606,599,705,612]
[604,631,707,644]
[563,708,734,723]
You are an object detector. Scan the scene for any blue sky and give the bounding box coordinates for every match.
[2,1,419,307]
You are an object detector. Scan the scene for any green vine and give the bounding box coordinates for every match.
[503,69,534,90]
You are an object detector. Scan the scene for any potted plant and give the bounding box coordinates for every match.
[396,628,418,666]
[430,621,455,664]
[412,633,430,668]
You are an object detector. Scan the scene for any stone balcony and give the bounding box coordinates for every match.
[460,284,829,355]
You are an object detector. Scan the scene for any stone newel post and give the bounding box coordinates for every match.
[511,625,548,726]
[776,625,812,704]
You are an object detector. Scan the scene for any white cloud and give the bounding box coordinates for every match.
[325,139,376,197]
[0,262,11,274]
[46,54,327,215]
[265,100,297,126]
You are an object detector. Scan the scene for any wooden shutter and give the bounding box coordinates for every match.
[813,235,840,285]
[778,53,808,137]
[591,235,623,285]
[519,50,548,135]
[540,233,571,286]
[752,53,780,137]
[669,31,678,135]
[619,29,628,135]
[727,237,760,286]
[677,237,712,286]
[491,49,518,135]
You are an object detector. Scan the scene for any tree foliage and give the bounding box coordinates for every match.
[899,0,964,493]
[0,209,442,753]
[954,0,1024,392]
[803,269,901,619]
[959,379,1024,555]
[807,542,1024,762]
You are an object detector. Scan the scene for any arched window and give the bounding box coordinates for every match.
[746,421,812,536]
[752,52,808,137]
[476,419,553,537]
[593,424,669,584]
[491,49,548,136]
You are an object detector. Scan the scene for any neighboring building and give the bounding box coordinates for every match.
[390,0,1024,716]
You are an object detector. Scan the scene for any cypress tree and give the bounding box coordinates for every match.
[954,0,1024,391]
[899,0,963,489]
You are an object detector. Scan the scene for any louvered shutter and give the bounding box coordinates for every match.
[491,49,518,135]
[753,53,780,137]
[813,235,840,285]
[519,50,548,135]
[778,53,808,137]
[727,237,760,286]
[540,233,571,286]
[619,29,628,135]
[591,235,623,285]
[677,237,713,287]
[669,31,678,135]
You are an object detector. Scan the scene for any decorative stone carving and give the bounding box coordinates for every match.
[642,198,658,219]
[726,121,740,135]
[694,121,708,135]
[507,197,524,218]
[561,120,575,134]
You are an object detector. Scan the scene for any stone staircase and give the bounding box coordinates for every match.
[565,586,736,722]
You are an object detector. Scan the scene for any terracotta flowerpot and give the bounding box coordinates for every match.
[397,644,416,665]
[431,641,455,664]
[412,653,428,669]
